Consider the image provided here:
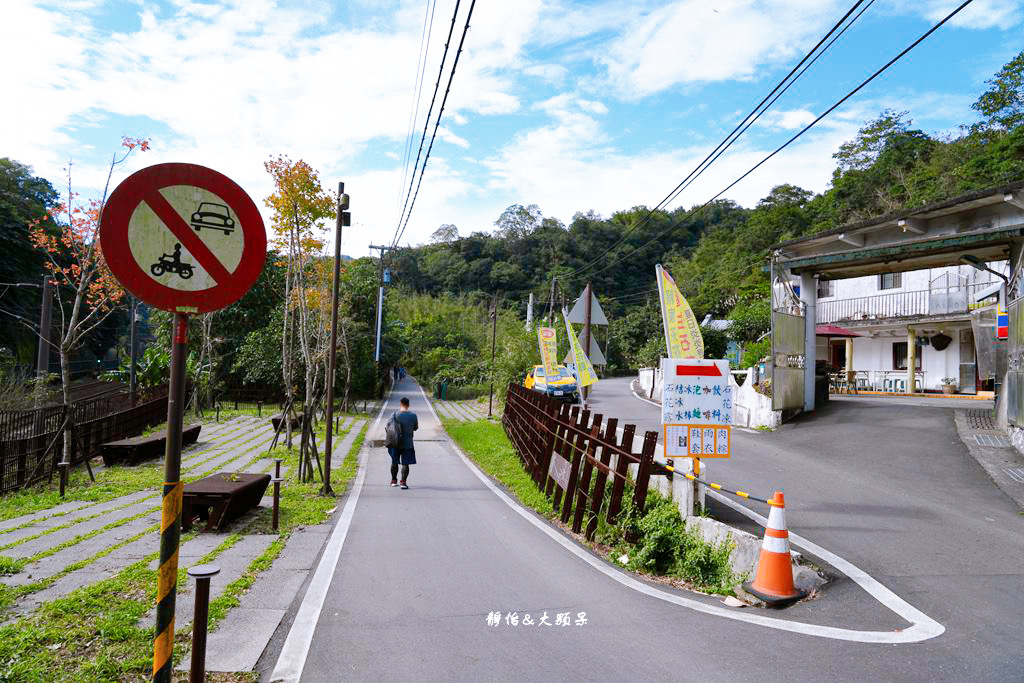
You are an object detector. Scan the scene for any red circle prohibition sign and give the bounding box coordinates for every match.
[100,163,266,313]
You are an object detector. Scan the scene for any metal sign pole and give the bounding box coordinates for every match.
[322,183,347,496]
[153,313,188,682]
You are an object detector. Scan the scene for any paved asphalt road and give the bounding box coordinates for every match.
[263,376,1024,681]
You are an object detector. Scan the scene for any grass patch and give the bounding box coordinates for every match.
[441,417,554,517]
[0,556,25,576]
[0,414,371,680]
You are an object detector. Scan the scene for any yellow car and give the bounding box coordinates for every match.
[523,365,579,402]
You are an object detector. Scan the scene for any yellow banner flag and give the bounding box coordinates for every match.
[563,311,598,387]
[537,327,558,377]
[656,264,704,359]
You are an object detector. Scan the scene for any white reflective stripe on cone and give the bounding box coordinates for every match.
[761,535,789,554]
[766,501,786,531]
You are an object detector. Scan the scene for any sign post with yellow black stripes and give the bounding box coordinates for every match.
[154,314,188,680]
[100,163,266,680]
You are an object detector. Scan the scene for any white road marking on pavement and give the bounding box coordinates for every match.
[446,437,945,643]
[706,491,944,640]
[1005,467,1024,483]
[417,381,441,422]
[629,381,662,408]
[269,390,392,683]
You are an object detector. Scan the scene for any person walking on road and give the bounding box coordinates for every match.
[389,397,418,489]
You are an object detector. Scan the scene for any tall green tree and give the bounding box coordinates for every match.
[0,159,58,365]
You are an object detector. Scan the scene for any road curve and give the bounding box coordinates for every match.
[264,376,1023,682]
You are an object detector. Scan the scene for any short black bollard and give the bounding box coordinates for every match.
[257,400,262,417]
[272,458,283,532]
[188,564,220,683]
[58,461,69,498]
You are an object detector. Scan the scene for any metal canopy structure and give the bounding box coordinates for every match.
[775,182,1024,280]
[770,181,1024,414]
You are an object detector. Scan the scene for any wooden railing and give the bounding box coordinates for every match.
[502,383,662,540]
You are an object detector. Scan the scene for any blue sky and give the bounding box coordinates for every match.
[4,0,1023,257]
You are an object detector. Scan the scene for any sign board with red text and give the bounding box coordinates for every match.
[100,163,266,313]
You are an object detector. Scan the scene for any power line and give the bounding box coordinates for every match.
[581,0,975,281]
[392,0,477,250]
[396,0,439,216]
[392,0,463,246]
[563,0,872,282]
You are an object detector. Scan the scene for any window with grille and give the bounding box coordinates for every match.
[879,272,902,290]
[817,279,834,298]
[892,341,923,370]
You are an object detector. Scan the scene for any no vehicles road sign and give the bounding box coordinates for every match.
[100,163,266,313]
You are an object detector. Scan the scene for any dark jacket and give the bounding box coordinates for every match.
[394,410,418,450]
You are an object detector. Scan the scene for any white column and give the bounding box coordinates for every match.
[801,272,817,411]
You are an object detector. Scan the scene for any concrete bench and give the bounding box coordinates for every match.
[101,424,202,466]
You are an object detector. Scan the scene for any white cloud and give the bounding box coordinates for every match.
[597,0,848,98]
[758,109,818,131]
[918,0,1023,30]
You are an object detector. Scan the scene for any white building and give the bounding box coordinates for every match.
[811,263,1004,394]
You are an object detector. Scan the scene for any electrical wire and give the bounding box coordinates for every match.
[392,0,477,250]
[562,0,872,282]
[396,0,439,216]
[580,0,975,281]
[392,0,464,246]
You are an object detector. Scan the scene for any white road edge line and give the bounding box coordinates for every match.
[269,389,393,683]
[441,392,945,643]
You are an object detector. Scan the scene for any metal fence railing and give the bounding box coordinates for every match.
[0,385,168,495]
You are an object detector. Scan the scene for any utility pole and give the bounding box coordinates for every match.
[36,276,52,379]
[129,297,138,406]
[582,281,592,404]
[547,276,556,323]
[488,292,499,417]
[526,293,534,330]
[323,183,350,496]
[368,244,394,366]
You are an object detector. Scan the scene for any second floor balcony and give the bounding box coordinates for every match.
[817,280,999,325]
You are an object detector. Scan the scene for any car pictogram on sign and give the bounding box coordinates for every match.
[190,202,235,235]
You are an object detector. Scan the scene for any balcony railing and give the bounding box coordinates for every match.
[817,282,999,324]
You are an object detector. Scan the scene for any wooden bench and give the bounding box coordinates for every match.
[100,424,202,467]
[182,472,272,532]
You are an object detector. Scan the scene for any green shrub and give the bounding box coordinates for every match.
[631,497,686,574]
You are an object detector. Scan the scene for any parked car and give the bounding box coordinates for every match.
[523,364,579,402]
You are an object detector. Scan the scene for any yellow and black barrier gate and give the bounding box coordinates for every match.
[663,461,781,507]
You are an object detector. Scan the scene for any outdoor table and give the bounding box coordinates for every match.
[182,472,271,532]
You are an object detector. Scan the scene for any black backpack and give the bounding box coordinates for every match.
[384,412,401,447]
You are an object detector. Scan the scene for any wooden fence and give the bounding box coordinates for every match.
[0,386,168,495]
[502,383,663,541]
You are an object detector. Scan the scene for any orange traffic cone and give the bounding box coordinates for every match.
[743,490,805,606]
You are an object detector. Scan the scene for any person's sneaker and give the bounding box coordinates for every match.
[400,481,409,489]
[390,479,398,487]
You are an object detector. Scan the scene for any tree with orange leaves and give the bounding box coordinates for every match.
[264,155,335,466]
[30,137,148,459]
